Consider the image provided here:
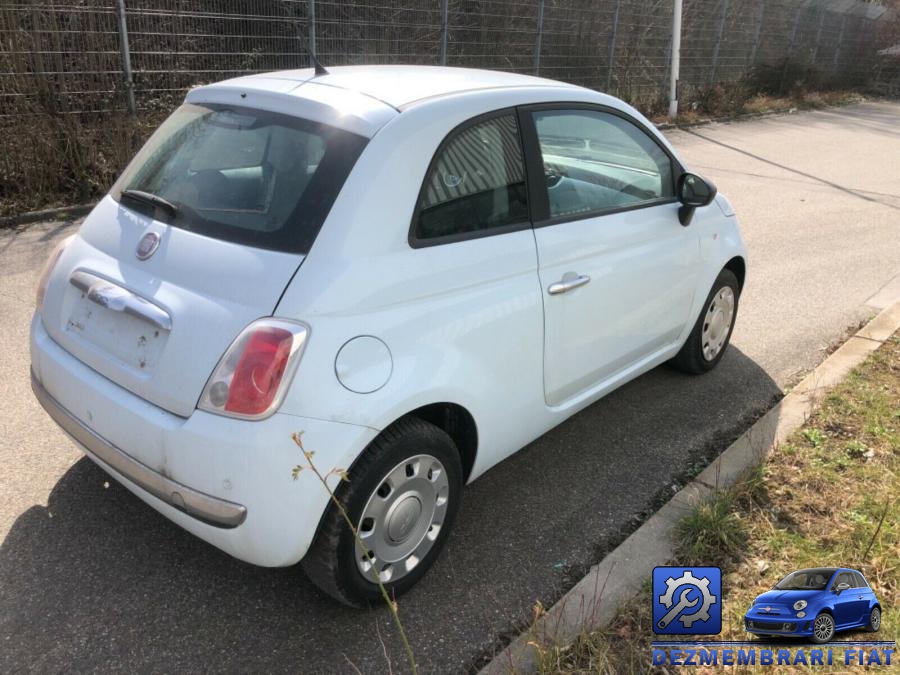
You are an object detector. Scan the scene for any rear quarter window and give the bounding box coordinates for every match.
[112,104,367,254]
[412,112,529,244]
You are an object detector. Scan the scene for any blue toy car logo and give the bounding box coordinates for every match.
[745,567,882,643]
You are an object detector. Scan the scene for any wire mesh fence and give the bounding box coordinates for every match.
[1,0,896,216]
[1,0,895,121]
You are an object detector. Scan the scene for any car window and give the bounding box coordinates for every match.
[833,572,853,589]
[414,113,528,242]
[112,103,365,254]
[853,572,869,588]
[531,109,674,219]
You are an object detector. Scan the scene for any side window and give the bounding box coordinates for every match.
[414,113,528,241]
[532,109,674,219]
[833,572,853,589]
[853,572,869,588]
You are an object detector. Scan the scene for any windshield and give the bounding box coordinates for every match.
[774,569,836,591]
[112,103,367,254]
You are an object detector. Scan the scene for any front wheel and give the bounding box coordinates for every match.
[671,268,740,374]
[811,612,836,644]
[302,417,463,606]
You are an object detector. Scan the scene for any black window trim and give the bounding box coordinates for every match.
[407,107,535,249]
[518,101,685,228]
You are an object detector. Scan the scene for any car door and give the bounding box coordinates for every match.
[831,571,865,628]
[521,105,701,406]
[851,572,877,626]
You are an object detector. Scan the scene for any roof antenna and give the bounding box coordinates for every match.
[310,52,329,77]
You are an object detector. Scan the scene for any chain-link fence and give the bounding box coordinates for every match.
[1,0,895,120]
[1,0,896,216]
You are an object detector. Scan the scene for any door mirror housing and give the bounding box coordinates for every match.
[677,172,717,227]
[678,172,717,207]
[835,582,851,595]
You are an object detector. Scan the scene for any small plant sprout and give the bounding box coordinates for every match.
[290,432,417,675]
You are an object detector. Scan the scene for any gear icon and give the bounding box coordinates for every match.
[659,570,717,628]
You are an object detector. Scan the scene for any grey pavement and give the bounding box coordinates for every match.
[1,102,899,674]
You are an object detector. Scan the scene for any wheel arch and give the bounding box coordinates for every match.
[724,255,746,291]
[402,402,479,483]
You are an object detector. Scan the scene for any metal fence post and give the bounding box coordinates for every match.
[115,0,136,115]
[669,0,682,119]
[748,0,765,67]
[710,0,729,84]
[780,3,803,92]
[812,8,826,64]
[606,0,621,92]
[308,0,316,57]
[440,0,449,65]
[533,0,544,75]
[833,13,847,69]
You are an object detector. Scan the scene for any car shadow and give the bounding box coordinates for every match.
[1,346,782,673]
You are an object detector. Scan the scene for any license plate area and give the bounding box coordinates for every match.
[63,271,171,375]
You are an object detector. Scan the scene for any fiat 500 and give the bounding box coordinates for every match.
[746,568,882,643]
[31,66,747,605]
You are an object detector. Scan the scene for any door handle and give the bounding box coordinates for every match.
[548,273,591,295]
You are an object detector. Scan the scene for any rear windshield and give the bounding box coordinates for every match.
[112,103,367,253]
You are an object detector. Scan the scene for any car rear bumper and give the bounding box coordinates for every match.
[30,313,379,567]
[32,372,248,528]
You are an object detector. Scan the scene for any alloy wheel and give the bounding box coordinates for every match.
[814,614,835,642]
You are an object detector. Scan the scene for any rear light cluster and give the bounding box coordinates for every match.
[198,319,309,420]
[35,235,75,310]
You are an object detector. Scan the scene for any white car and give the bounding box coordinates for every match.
[31,66,747,605]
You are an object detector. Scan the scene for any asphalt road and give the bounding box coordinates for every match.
[2,102,900,674]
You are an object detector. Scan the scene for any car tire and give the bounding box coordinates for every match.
[810,612,836,644]
[866,607,881,633]
[301,416,463,607]
[670,268,740,374]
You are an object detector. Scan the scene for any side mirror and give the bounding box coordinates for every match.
[835,583,850,595]
[677,172,717,227]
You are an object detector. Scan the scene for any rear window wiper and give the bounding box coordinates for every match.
[121,189,179,220]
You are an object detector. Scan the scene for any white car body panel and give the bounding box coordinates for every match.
[39,197,304,417]
[534,201,701,406]
[31,66,748,566]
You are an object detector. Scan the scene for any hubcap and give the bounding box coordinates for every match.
[701,286,735,361]
[814,615,834,641]
[355,454,450,584]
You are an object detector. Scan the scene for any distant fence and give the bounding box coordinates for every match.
[1,0,896,122]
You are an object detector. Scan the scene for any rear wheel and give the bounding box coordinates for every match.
[867,607,881,632]
[302,417,463,606]
[671,268,740,374]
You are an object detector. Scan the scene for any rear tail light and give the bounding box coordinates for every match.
[198,319,309,420]
[36,235,75,310]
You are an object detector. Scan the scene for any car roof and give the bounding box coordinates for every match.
[791,567,840,575]
[204,65,582,110]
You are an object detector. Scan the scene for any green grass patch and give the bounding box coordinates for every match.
[537,333,899,673]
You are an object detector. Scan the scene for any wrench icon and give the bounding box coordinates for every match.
[657,588,698,629]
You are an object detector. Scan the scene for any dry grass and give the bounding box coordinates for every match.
[538,333,899,674]
[0,111,165,218]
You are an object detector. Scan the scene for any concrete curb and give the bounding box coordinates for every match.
[0,203,95,229]
[480,295,900,675]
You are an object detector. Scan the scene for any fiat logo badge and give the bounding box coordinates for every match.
[136,232,160,260]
